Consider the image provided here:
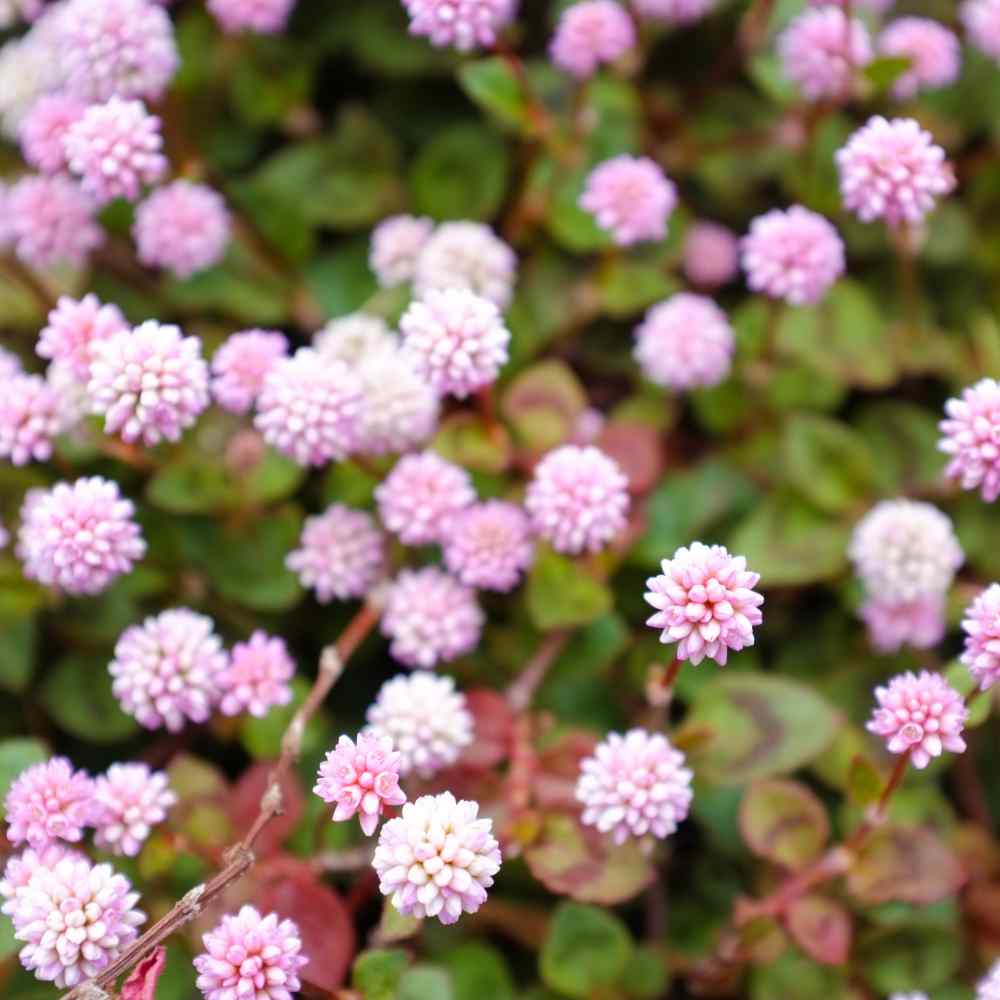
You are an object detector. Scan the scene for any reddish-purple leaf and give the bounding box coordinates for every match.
[739,779,830,871]
[461,689,513,769]
[228,762,304,858]
[120,946,167,1000]
[785,895,852,966]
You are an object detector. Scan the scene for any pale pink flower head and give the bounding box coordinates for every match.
[211,329,289,414]
[254,348,363,466]
[286,503,386,603]
[313,732,407,836]
[7,175,103,267]
[525,444,630,555]
[208,0,295,33]
[0,346,21,380]
[370,214,434,287]
[0,844,84,918]
[939,378,1000,502]
[194,906,307,1000]
[218,631,295,717]
[632,0,712,22]
[92,763,176,856]
[645,542,764,665]
[867,670,967,769]
[741,205,845,305]
[109,608,229,732]
[314,313,396,366]
[373,791,501,924]
[576,729,693,845]
[88,322,210,446]
[961,584,1000,692]
[36,294,129,381]
[355,350,440,456]
[778,7,872,101]
[413,221,517,308]
[860,594,946,654]
[443,500,534,592]
[978,959,1000,1000]
[836,115,954,226]
[11,854,144,988]
[400,288,510,399]
[0,373,65,465]
[683,221,740,288]
[134,181,231,278]
[402,0,517,51]
[366,671,474,778]
[4,757,94,849]
[634,293,734,391]
[381,567,484,668]
[17,477,146,596]
[580,155,677,247]
[62,0,178,101]
[878,18,960,100]
[962,0,1000,63]
[18,93,86,173]
[375,451,476,546]
[550,1,637,79]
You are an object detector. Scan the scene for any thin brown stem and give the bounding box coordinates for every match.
[493,38,555,141]
[507,631,571,712]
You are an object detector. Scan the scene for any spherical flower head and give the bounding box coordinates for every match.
[7,175,102,267]
[11,854,144,988]
[46,359,92,428]
[0,844,84,918]
[631,0,712,22]
[878,18,960,100]
[355,350,440,456]
[741,205,845,305]
[580,155,677,247]
[634,293,734,391]
[683,221,739,288]
[413,221,517,309]
[0,345,21,380]
[373,791,501,925]
[0,373,65,465]
[962,0,1000,63]
[193,906,307,1000]
[370,214,434,287]
[381,567,484,668]
[961,584,1000,692]
[867,670,967,769]
[18,93,86,173]
[254,348,363,466]
[109,608,228,732]
[848,499,962,603]
[92,763,176,857]
[400,288,510,399]
[134,181,231,278]
[286,503,386,603]
[860,594,946,654]
[0,13,67,140]
[366,671,474,778]
[313,313,397,365]
[375,451,476,546]
[576,729,692,845]
[402,0,517,52]
[218,631,295,717]
[443,500,535,592]
[62,0,178,102]
[207,0,295,33]
[550,1,637,79]
[836,115,954,226]
[88,322,210,446]
[525,444,630,555]
[17,477,146,596]
[979,960,1000,1000]
[4,757,94,849]
[939,378,1000,501]
[778,7,872,101]
[211,330,289,414]
[314,732,407,836]
[37,294,129,382]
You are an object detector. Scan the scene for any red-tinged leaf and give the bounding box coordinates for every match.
[121,946,167,1000]
[785,896,852,966]
[462,690,513,769]
[739,779,829,870]
[597,422,664,496]
[228,761,304,857]
[500,360,588,453]
[534,729,598,811]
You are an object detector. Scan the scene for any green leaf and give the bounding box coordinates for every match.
[846,755,884,808]
[353,949,411,1000]
[397,965,454,1000]
[739,779,830,869]
[751,948,852,1000]
[618,946,669,998]
[501,360,587,453]
[0,617,35,693]
[241,676,327,760]
[40,655,139,743]
[526,547,612,630]
[458,58,530,132]
[864,56,912,91]
[541,903,633,999]
[441,943,515,1000]
[147,454,234,514]
[433,412,512,474]
[0,739,48,814]
[305,240,379,317]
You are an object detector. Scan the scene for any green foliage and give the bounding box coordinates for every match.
[540,903,633,998]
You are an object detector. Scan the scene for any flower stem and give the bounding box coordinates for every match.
[507,631,572,713]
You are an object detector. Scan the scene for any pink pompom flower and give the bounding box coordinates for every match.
[373,791,501,924]
[576,729,693,845]
[0,346,21,381]
[632,0,712,22]
[683,221,740,288]
[208,0,296,33]
[778,6,872,101]
[314,732,407,836]
[92,763,176,856]
[550,1,637,79]
[381,567,484,668]
[211,329,288,414]
[741,205,845,305]
[962,0,1000,63]
[6,175,103,268]
[18,93,86,173]
[939,378,1000,502]
[836,115,955,226]
[36,294,129,382]
[0,373,65,465]
[17,477,146,596]
[193,906,307,1000]
[867,670,967,769]
[370,214,434,287]
[413,221,517,309]
[860,595,946,654]
[525,444,630,555]
[645,542,764,666]
[634,293,734,391]
[4,757,94,849]
[354,350,440,457]
[443,500,535,592]
[878,18,961,100]
[218,631,295,717]
[402,0,517,52]
[580,155,677,247]
[1,844,85,918]
[961,584,1000,692]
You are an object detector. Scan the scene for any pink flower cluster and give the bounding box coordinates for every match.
[878,18,961,100]
[940,378,1000,502]
[92,763,177,856]
[36,294,128,381]
[413,221,516,308]
[778,6,871,101]
[443,500,535,592]
[550,1,636,79]
[211,329,289,414]
[0,372,66,465]
[962,584,1000,692]
[218,631,296,718]
[5,757,94,848]
[962,0,1000,63]
[402,0,516,52]
[580,155,677,247]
